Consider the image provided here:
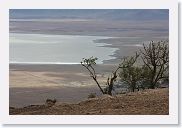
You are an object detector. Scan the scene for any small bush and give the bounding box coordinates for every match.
[45,98,57,107]
[88,93,96,99]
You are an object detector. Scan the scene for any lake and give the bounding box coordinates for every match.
[9,33,118,64]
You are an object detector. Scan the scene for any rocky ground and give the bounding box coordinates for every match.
[10,88,168,115]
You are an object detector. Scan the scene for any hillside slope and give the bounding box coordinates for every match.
[10,88,168,115]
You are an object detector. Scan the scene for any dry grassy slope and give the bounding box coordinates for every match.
[10,88,169,115]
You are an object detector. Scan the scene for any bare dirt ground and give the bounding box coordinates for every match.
[9,64,115,107]
[10,88,168,115]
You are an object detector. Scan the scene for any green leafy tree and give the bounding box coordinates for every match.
[119,66,143,92]
[119,52,141,92]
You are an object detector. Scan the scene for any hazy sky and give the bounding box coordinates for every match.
[9,9,169,37]
[9,9,169,21]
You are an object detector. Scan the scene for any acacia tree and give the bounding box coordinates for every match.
[140,41,169,89]
[81,53,140,95]
[81,56,123,95]
[81,57,105,94]
[118,52,141,92]
[105,53,140,94]
[119,66,142,92]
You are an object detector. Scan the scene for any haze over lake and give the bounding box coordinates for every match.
[10,33,118,64]
[9,9,169,64]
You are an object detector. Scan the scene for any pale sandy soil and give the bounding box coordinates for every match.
[10,64,116,107]
[10,64,115,88]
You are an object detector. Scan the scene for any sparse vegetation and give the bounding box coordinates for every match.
[118,52,141,92]
[45,98,57,107]
[88,93,97,99]
[81,56,125,95]
[140,41,169,89]
[81,57,105,94]
[81,40,169,95]
[10,88,169,115]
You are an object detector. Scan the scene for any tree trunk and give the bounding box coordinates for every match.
[150,83,155,89]
[150,65,157,89]
[131,83,136,92]
[132,87,135,92]
[107,74,117,96]
[93,77,104,94]
[108,84,113,96]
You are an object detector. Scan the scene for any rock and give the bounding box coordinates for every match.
[45,99,57,107]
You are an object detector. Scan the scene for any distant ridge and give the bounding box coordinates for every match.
[10,9,168,21]
[9,61,81,65]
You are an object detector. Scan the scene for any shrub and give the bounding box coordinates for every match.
[88,93,97,99]
[45,98,57,107]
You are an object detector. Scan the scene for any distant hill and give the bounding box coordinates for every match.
[9,9,168,21]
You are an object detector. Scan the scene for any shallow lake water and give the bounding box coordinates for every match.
[10,33,118,64]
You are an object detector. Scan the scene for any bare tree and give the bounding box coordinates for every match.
[81,57,105,94]
[81,52,140,95]
[105,66,120,95]
[81,56,127,96]
[140,41,169,89]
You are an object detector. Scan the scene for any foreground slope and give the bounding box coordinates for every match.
[10,88,168,115]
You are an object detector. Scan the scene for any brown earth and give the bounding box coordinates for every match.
[10,88,168,115]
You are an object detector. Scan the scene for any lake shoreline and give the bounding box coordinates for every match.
[10,33,118,64]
